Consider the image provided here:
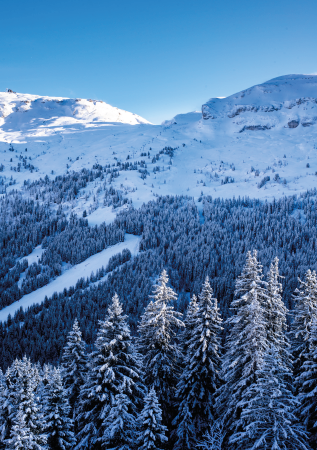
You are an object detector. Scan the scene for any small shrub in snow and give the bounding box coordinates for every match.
[258,176,270,188]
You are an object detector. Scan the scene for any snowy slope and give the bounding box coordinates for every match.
[1,75,317,317]
[0,91,150,130]
[0,234,141,322]
[1,74,317,208]
[202,74,317,128]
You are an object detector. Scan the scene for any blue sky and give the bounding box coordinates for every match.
[1,0,317,124]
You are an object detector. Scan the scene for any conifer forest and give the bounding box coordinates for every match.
[1,163,317,449]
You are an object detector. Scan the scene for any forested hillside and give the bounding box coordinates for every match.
[1,75,317,448]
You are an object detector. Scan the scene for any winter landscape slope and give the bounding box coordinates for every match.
[1,74,317,210]
[1,74,317,318]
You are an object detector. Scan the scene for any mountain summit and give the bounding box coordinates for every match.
[0,91,151,130]
[201,74,317,130]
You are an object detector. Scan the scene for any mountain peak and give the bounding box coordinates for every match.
[0,91,151,129]
[202,73,317,122]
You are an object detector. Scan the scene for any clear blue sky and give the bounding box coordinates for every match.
[1,0,317,124]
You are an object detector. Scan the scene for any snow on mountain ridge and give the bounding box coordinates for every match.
[1,74,317,211]
[0,91,151,128]
[202,74,317,126]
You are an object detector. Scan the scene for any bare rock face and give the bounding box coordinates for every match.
[288,120,299,128]
[239,125,271,132]
[202,105,216,120]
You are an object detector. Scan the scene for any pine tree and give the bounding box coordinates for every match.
[76,293,144,449]
[173,277,222,449]
[216,250,269,446]
[197,420,224,450]
[62,318,87,417]
[102,391,138,450]
[45,367,76,450]
[0,369,6,449]
[5,407,46,450]
[0,357,46,449]
[137,270,184,424]
[230,345,310,450]
[0,360,20,448]
[297,318,317,448]
[266,257,290,368]
[17,359,47,449]
[38,364,53,419]
[290,270,317,383]
[179,294,198,356]
[138,387,168,450]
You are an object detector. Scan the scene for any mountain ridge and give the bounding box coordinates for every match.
[0,74,317,208]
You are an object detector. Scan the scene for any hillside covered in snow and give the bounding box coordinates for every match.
[2,76,317,450]
[1,74,317,208]
[1,74,317,323]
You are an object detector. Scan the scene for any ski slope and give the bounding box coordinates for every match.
[0,234,141,322]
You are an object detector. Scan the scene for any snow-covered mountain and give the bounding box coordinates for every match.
[201,74,317,129]
[1,74,317,209]
[1,74,317,321]
[0,91,150,129]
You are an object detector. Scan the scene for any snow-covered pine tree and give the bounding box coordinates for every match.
[17,358,47,449]
[290,269,317,384]
[179,294,198,356]
[216,250,269,446]
[45,367,76,450]
[102,391,138,450]
[230,345,310,450]
[138,387,168,450]
[297,318,317,448]
[173,277,223,449]
[0,360,21,448]
[5,407,40,450]
[0,369,7,450]
[197,420,224,450]
[39,364,53,418]
[75,293,144,450]
[266,257,290,369]
[0,357,46,449]
[137,269,184,425]
[62,318,87,417]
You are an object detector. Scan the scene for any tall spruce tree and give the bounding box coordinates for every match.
[102,391,138,450]
[0,369,5,448]
[230,345,310,450]
[216,250,269,447]
[76,293,144,450]
[5,407,46,450]
[137,270,184,425]
[0,360,20,448]
[138,387,168,450]
[173,277,222,449]
[266,257,290,368]
[62,318,87,417]
[179,294,198,356]
[16,358,46,449]
[44,367,76,450]
[297,318,317,448]
[290,270,317,384]
[0,357,46,449]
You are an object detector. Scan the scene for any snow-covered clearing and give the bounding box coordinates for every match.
[0,234,141,322]
[20,245,45,266]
